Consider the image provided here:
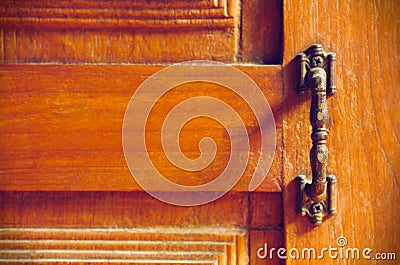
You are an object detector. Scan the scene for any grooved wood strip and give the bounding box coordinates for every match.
[0,0,239,63]
[0,0,234,30]
[0,228,246,264]
[0,7,229,20]
[0,17,235,30]
[1,0,216,9]
[0,191,283,264]
[0,1,282,63]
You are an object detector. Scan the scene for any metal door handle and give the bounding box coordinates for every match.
[296,44,337,225]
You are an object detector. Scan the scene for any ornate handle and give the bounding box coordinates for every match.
[296,44,337,225]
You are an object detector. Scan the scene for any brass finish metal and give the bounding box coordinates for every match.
[296,44,337,225]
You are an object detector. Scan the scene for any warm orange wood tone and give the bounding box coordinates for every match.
[0,192,282,229]
[0,65,282,192]
[0,0,282,64]
[0,227,247,263]
[0,2,284,263]
[283,0,400,264]
[0,191,283,264]
[240,0,282,64]
[1,0,399,264]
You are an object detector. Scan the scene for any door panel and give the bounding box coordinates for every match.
[0,191,283,264]
[283,0,399,264]
[0,0,399,264]
[0,0,282,64]
[0,65,282,192]
[3,0,281,263]
[0,44,284,265]
[0,62,283,263]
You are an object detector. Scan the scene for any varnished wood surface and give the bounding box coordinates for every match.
[283,0,400,264]
[240,0,282,64]
[0,228,247,263]
[1,0,399,264]
[0,191,282,229]
[0,191,283,264]
[0,65,283,192]
[0,0,282,64]
[0,0,238,29]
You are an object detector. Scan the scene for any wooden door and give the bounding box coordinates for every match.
[282,1,399,264]
[0,0,399,264]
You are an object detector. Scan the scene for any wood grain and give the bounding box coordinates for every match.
[240,0,282,64]
[0,228,247,263]
[0,191,283,264]
[0,65,283,192]
[283,0,400,263]
[0,0,236,29]
[1,1,398,264]
[0,0,282,64]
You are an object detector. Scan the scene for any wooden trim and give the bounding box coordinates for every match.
[0,0,237,30]
[0,228,247,264]
[1,0,218,9]
[282,0,400,262]
[0,0,282,64]
[0,191,284,264]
